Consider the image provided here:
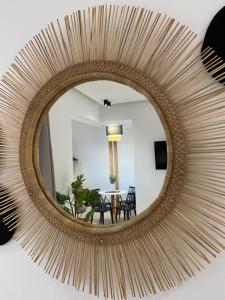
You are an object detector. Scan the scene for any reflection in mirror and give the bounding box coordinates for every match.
[38,80,167,225]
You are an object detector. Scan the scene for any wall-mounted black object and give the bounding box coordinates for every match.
[0,186,17,245]
[201,6,225,84]
[0,129,17,245]
[154,141,167,170]
[104,99,111,108]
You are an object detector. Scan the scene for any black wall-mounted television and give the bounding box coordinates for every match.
[154,141,167,170]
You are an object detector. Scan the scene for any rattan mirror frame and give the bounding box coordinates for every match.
[22,62,182,242]
[1,5,225,300]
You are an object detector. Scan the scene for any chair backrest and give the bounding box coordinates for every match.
[128,186,135,194]
[127,186,136,204]
[125,192,135,205]
[92,188,100,192]
[95,195,110,210]
[91,189,110,209]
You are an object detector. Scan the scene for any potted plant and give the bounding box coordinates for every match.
[109,175,118,191]
[55,175,99,222]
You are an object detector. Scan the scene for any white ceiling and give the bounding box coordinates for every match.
[75,80,146,105]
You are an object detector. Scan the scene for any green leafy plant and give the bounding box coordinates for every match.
[56,191,74,215]
[78,189,100,221]
[109,175,117,184]
[71,174,86,217]
[56,192,70,205]
[55,175,100,222]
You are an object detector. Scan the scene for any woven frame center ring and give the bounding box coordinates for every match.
[20,61,185,245]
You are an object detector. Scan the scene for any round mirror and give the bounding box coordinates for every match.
[38,80,167,225]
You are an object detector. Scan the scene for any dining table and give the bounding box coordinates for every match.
[99,189,127,223]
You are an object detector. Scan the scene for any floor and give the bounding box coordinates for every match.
[92,210,136,225]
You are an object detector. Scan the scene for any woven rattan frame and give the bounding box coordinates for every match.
[1,5,225,300]
[21,61,183,244]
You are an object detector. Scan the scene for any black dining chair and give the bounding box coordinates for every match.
[116,187,136,222]
[127,186,136,216]
[91,190,113,224]
[119,186,136,204]
[128,186,136,194]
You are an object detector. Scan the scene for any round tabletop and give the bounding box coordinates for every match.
[99,189,127,196]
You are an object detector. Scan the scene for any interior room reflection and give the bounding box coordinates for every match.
[39,80,167,225]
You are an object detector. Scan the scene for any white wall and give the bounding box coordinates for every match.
[49,100,73,194]
[1,1,225,300]
[100,101,166,213]
[51,91,164,214]
[72,119,135,191]
[72,120,109,190]
[49,86,137,197]
[48,88,100,194]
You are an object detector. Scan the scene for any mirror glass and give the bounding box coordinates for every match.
[38,80,168,225]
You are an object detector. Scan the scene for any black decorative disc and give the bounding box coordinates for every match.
[201,6,225,84]
[0,186,17,245]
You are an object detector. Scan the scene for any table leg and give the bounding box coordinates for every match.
[111,195,115,223]
[111,195,121,223]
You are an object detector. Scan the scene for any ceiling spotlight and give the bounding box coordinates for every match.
[104,99,111,108]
